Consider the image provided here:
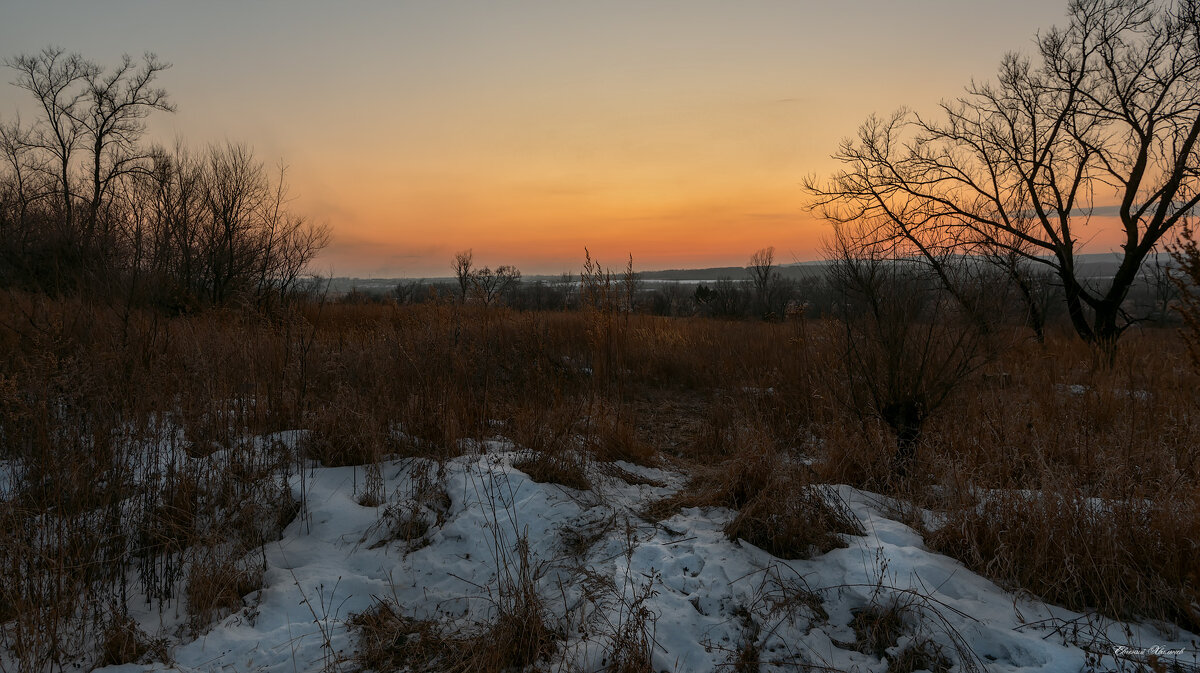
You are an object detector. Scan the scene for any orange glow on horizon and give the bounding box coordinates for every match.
[0,0,1086,278]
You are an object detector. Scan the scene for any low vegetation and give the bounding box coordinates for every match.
[0,273,1197,668]
[0,1,1197,665]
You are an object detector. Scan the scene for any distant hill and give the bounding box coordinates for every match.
[630,261,830,283]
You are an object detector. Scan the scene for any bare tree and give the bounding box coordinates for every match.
[469,264,521,306]
[76,52,173,256]
[4,48,175,290]
[0,120,48,229]
[807,0,1200,355]
[452,249,473,303]
[748,246,776,319]
[0,47,327,308]
[136,141,328,309]
[0,118,53,280]
[140,141,204,309]
[5,47,93,231]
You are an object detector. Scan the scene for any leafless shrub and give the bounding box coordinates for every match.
[826,226,995,482]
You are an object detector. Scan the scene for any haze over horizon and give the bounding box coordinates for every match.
[3,1,1105,278]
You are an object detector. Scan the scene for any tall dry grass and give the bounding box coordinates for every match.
[0,289,1197,668]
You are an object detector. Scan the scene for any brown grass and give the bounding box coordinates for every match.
[887,638,951,673]
[648,439,863,559]
[1,289,1199,668]
[846,602,906,658]
[351,547,559,673]
[350,602,452,673]
[369,460,451,548]
[96,611,169,667]
[926,482,1200,631]
[513,449,592,491]
[185,551,264,635]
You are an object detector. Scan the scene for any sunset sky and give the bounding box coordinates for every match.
[1,1,1075,277]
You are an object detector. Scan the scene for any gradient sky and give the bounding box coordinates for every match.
[1,1,1075,277]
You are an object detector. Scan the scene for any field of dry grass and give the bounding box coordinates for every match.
[0,291,1196,670]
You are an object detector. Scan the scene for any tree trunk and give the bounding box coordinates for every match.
[882,401,925,481]
[892,427,920,481]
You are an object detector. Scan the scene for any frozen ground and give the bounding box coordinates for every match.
[83,443,1197,673]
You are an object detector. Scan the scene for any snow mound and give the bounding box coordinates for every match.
[97,449,1198,673]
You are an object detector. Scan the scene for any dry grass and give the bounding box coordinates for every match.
[887,638,951,673]
[725,483,862,560]
[353,600,559,673]
[1,289,1200,668]
[352,537,559,673]
[96,611,169,667]
[583,402,657,466]
[845,602,907,658]
[350,602,451,673]
[926,483,1200,631]
[185,551,264,635]
[301,396,391,467]
[728,607,762,673]
[513,449,592,491]
[648,440,863,559]
[369,460,451,549]
[905,333,1200,632]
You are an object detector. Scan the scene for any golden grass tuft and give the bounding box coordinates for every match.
[649,441,863,559]
[513,449,592,491]
[185,552,263,635]
[926,483,1200,632]
[351,582,559,673]
[96,612,169,667]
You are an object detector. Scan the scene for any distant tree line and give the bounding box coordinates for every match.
[0,47,329,311]
[330,246,1179,332]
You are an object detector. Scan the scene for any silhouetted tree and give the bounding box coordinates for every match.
[452,249,473,303]
[695,277,747,318]
[0,47,328,309]
[79,52,173,266]
[748,246,777,319]
[5,48,174,283]
[469,265,521,306]
[807,0,1200,356]
[5,48,92,233]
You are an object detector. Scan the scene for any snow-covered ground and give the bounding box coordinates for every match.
[79,443,1199,673]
